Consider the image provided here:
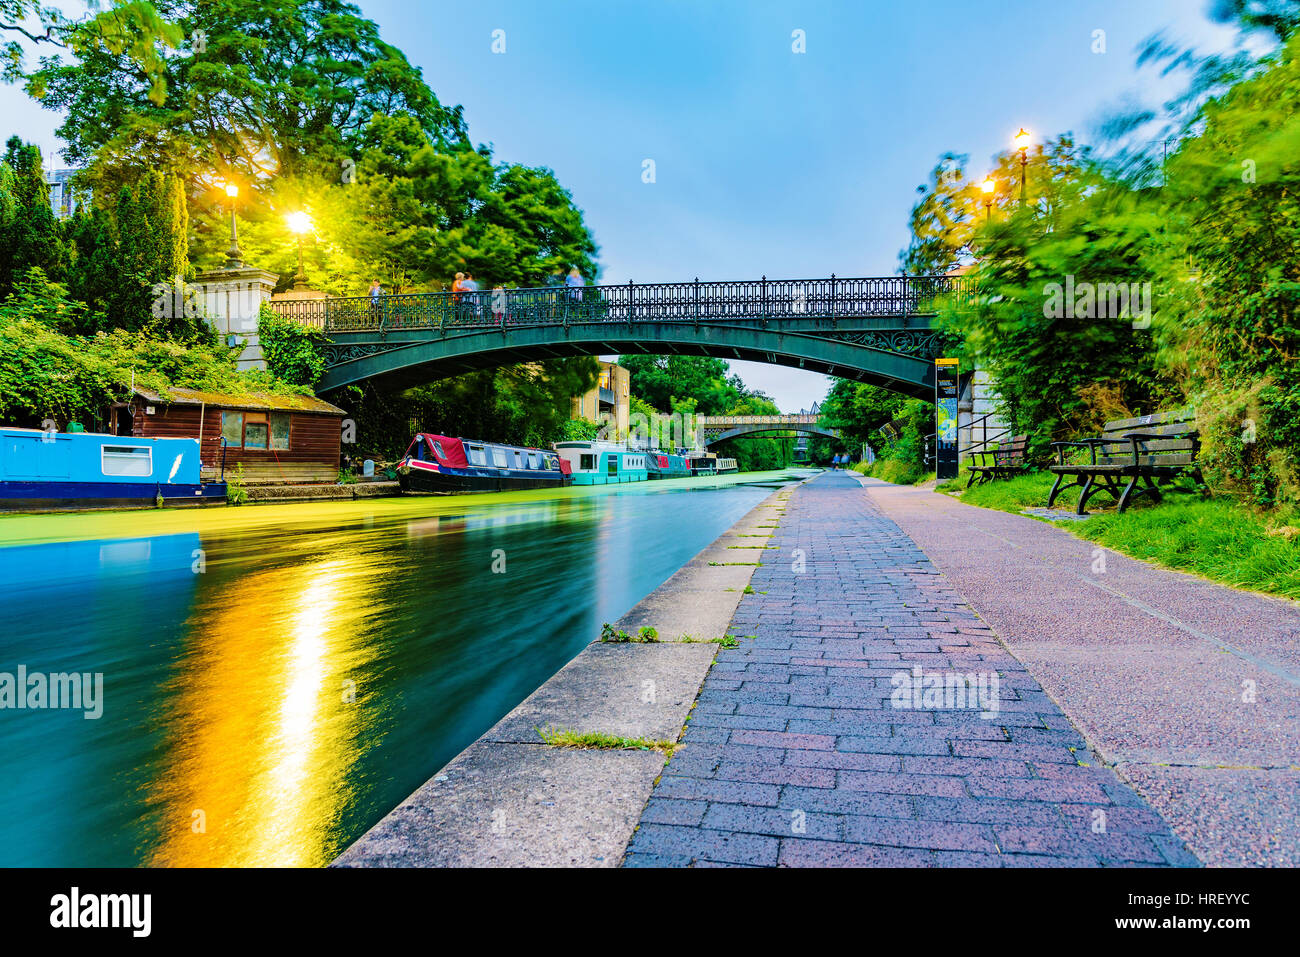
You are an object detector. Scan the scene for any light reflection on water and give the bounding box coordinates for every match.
[0,477,796,866]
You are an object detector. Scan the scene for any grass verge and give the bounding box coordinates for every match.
[938,469,1300,600]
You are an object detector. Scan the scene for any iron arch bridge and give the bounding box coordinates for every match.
[268,275,973,399]
[696,414,840,446]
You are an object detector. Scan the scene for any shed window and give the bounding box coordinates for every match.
[102,445,152,477]
[244,413,268,450]
[221,412,243,447]
[270,412,291,450]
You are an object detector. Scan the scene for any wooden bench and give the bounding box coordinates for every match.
[965,434,1030,488]
[1047,409,1203,515]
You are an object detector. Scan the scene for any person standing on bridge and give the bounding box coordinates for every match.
[462,272,481,318]
[566,267,584,302]
[368,279,386,324]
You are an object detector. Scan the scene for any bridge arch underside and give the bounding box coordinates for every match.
[703,425,839,446]
[317,322,938,400]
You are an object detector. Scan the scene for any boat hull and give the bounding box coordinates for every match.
[399,465,568,494]
[0,480,227,511]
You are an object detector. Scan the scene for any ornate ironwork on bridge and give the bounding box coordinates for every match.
[268,274,972,399]
[695,414,840,446]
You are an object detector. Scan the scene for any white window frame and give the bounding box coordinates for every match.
[102,444,153,477]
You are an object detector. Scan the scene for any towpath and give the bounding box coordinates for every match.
[624,471,1297,866]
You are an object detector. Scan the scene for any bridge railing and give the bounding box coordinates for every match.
[267,275,977,333]
[698,415,822,426]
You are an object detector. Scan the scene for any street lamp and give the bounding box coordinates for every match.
[286,210,313,290]
[980,176,995,222]
[1013,127,1032,204]
[222,181,243,268]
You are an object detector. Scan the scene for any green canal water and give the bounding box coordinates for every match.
[0,470,810,867]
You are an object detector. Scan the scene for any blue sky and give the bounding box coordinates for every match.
[2,0,1240,410]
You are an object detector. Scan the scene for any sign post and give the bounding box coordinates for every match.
[934,358,960,481]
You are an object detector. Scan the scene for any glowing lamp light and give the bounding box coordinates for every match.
[223,182,239,198]
[287,211,313,234]
[981,177,996,194]
[1013,128,1032,152]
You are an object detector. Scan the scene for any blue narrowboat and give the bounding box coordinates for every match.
[0,428,226,510]
[553,441,650,485]
[398,433,571,493]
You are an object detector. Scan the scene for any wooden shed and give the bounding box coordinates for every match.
[118,387,346,485]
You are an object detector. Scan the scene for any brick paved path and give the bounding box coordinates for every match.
[623,472,1197,867]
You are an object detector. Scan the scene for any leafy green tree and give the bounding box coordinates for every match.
[0,136,67,292]
[1143,29,1300,504]
[2,0,179,97]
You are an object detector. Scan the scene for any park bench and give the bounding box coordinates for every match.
[1046,408,1202,515]
[965,434,1030,488]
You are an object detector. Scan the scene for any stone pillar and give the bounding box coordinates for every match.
[196,265,280,371]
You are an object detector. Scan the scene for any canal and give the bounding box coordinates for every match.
[0,472,806,867]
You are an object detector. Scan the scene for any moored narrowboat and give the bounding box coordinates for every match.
[398,433,570,493]
[686,451,719,476]
[644,450,691,479]
[0,428,226,510]
[553,441,649,485]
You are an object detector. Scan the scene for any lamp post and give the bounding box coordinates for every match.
[980,176,995,222]
[286,210,312,290]
[223,182,243,268]
[1013,127,1031,204]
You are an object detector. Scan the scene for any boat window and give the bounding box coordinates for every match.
[270,412,291,451]
[512,450,523,469]
[102,445,152,477]
[528,452,541,470]
[432,440,446,459]
[580,454,596,470]
[547,455,558,470]
[221,412,243,447]
[493,447,509,468]
[467,445,487,466]
[607,455,618,475]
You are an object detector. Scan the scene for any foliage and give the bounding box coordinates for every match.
[257,302,326,387]
[25,1,597,296]
[922,138,1169,463]
[224,462,248,505]
[0,136,68,291]
[814,378,907,460]
[560,417,601,442]
[1,1,180,97]
[0,266,308,428]
[1143,31,1300,505]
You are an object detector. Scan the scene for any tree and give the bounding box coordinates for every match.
[2,1,179,99]
[0,136,67,292]
[620,355,744,416]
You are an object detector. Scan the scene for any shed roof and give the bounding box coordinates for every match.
[133,387,345,416]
